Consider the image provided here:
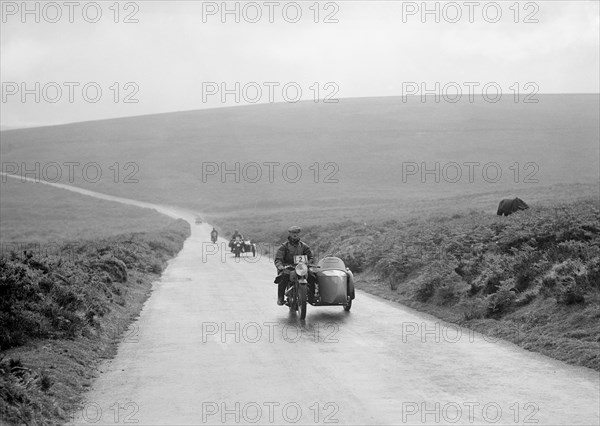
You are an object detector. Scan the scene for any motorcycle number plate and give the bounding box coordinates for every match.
[294,255,308,264]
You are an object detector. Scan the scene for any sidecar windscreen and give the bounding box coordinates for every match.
[317,257,346,271]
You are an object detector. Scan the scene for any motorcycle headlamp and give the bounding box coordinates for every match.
[295,262,308,276]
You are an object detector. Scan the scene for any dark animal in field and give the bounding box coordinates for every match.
[497,198,529,216]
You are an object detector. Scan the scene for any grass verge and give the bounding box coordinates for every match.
[326,198,600,371]
[0,219,190,425]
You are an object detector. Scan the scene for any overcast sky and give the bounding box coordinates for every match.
[1,0,599,127]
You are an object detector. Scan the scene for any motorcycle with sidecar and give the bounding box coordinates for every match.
[280,255,355,320]
[231,238,243,258]
[229,236,256,257]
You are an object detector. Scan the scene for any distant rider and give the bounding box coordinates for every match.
[229,229,244,251]
[231,229,243,241]
[274,226,316,306]
[210,228,218,243]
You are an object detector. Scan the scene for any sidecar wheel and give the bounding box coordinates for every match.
[343,297,352,312]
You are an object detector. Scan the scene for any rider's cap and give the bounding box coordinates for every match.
[288,225,301,233]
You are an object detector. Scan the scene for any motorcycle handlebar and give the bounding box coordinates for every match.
[282,264,320,269]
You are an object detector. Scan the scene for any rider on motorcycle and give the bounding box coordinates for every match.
[274,226,316,306]
[229,229,243,251]
[210,228,218,242]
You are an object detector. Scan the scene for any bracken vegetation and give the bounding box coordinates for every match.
[0,219,189,425]
[265,198,599,370]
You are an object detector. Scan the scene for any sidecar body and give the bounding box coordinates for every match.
[242,240,256,256]
[311,257,355,308]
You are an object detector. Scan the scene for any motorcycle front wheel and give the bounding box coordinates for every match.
[298,284,307,320]
[287,286,297,312]
[288,295,297,312]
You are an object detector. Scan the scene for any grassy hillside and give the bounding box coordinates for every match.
[0,177,175,245]
[0,221,190,425]
[1,95,598,222]
[211,182,598,244]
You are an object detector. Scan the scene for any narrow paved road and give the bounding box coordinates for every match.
[4,175,599,425]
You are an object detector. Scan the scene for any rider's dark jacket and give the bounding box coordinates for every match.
[274,237,314,270]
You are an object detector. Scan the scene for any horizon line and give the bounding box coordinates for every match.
[2,92,599,131]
